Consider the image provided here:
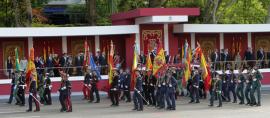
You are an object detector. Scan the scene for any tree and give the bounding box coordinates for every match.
[12,0,32,27]
[86,0,97,26]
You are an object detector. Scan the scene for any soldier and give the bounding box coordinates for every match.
[155,72,162,108]
[59,71,72,112]
[221,70,228,101]
[165,71,177,110]
[142,70,149,105]
[227,69,237,103]
[110,71,119,106]
[7,72,15,104]
[158,72,167,109]
[176,67,184,97]
[83,70,91,100]
[250,66,263,106]
[17,71,26,106]
[43,73,52,105]
[209,73,222,107]
[37,73,45,104]
[26,73,40,112]
[245,69,253,105]
[236,69,245,105]
[148,70,156,106]
[89,71,100,103]
[189,69,200,103]
[123,69,131,102]
[132,70,144,111]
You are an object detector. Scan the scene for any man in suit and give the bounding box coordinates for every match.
[75,53,83,76]
[211,49,220,70]
[100,52,107,74]
[221,49,230,69]
[46,54,54,76]
[257,47,265,68]
[244,47,255,68]
[60,53,68,67]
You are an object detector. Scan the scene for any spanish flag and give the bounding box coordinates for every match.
[43,42,47,62]
[184,47,192,83]
[83,40,90,71]
[146,52,152,71]
[108,41,114,85]
[15,48,20,71]
[153,43,166,76]
[25,48,37,87]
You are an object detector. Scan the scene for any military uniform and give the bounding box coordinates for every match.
[221,73,228,101]
[59,79,72,112]
[110,75,119,106]
[27,77,40,112]
[89,75,100,103]
[7,73,15,104]
[245,73,253,105]
[142,73,149,105]
[189,73,200,103]
[158,75,167,108]
[227,71,237,103]
[133,75,144,111]
[236,73,245,104]
[165,75,177,110]
[37,73,45,104]
[83,73,91,100]
[17,74,26,106]
[43,75,52,105]
[123,73,131,102]
[148,73,156,106]
[250,70,263,106]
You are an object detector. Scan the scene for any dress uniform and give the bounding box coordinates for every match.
[221,71,228,101]
[189,70,200,103]
[89,72,100,103]
[83,71,91,100]
[133,71,144,111]
[142,71,149,105]
[209,74,222,107]
[236,70,245,104]
[227,70,237,103]
[110,72,119,106]
[37,73,45,104]
[27,74,40,112]
[123,71,131,102]
[43,73,52,105]
[17,72,26,106]
[165,73,177,110]
[155,73,162,108]
[158,73,167,109]
[250,68,263,106]
[7,73,15,104]
[245,71,253,105]
[59,73,72,112]
[148,71,156,106]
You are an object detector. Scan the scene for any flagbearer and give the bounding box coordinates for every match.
[250,66,263,106]
[59,70,72,112]
[189,69,200,103]
[123,69,131,102]
[43,73,52,105]
[133,70,144,111]
[245,69,253,105]
[27,73,40,112]
[83,70,91,100]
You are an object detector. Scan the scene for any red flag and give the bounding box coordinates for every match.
[83,40,90,71]
[153,43,166,77]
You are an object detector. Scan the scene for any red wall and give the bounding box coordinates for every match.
[33,37,62,57]
[224,33,248,57]
[125,34,135,69]
[67,36,95,55]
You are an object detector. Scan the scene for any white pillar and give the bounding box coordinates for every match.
[28,37,33,56]
[191,33,195,49]
[62,36,67,53]
[248,32,252,48]
[135,33,140,54]
[164,24,169,54]
[95,35,100,52]
[220,33,224,50]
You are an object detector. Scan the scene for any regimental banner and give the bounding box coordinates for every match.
[2,41,25,74]
[142,30,162,54]
[198,37,216,57]
[70,40,93,56]
[255,36,270,52]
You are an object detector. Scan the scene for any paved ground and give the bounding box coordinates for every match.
[0,91,269,118]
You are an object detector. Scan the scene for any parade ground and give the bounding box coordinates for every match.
[0,91,269,118]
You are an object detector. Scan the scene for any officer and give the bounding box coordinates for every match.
[209,72,217,107]
[189,69,200,103]
[148,70,156,106]
[245,68,253,105]
[37,73,45,104]
[155,72,162,108]
[83,70,91,100]
[43,73,52,105]
[236,69,245,105]
[175,67,184,97]
[165,71,177,110]
[133,70,144,111]
[26,73,40,112]
[110,71,119,106]
[209,73,222,107]
[7,72,15,104]
[59,71,72,112]
[250,66,263,106]
[17,71,26,106]
[123,69,131,102]
[89,71,100,103]
[142,70,149,105]
[221,70,228,101]
[158,71,167,109]
[227,69,237,103]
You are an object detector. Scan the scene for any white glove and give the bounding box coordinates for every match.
[49,85,52,90]
[223,81,226,83]
[162,83,165,85]
[169,84,172,87]
[125,85,128,88]
[150,83,153,86]
[113,88,117,91]
[231,80,233,83]
[61,86,66,90]
[13,85,17,90]
[246,80,249,83]
[137,90,140,93]
[143,82,145,85]
[158,85,161,87]
[253,79,257,81]
[238,80,241,83]
[29,93,33,96]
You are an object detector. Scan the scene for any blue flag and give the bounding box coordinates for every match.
[89,55,102,79]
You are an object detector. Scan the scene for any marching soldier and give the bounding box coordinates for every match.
[245,68,253,105]
[155,72,162,108]
[110,71,119,106]
[158,72,166,109]
[142,70,149,105]
[123,69,131,102]
[26,73,40,112]
[227,69,237,103]
[89,71,100,103]
[209,73,222,107]
[59,71,72,112]
[43,73,52,105]
[37,73,45,104]
[133,70,144,111]
[83,70,91,100]
[189,69,200,103]
[236,69,245,105]
[250,66,263,106]
[148,70,156,106]
[17,71,26,106]
[221,70,228,101]
[7,72,15,104]
[165,71,177,110]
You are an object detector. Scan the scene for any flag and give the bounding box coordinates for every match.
[108,41,114,85]
[15,48,20,71]
[25,48,37,87]
[146,52,153,71]
[132,44,139,71]
[83,40,90,71]
[89,55,102,79]
[43,42,47,62]
[184,47,192,83]
[48,46,51,55]
[153,43,166,76]
[204,66,211,91]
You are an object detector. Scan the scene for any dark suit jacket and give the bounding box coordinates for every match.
[257,50,264,60]
[244,51,254,60]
